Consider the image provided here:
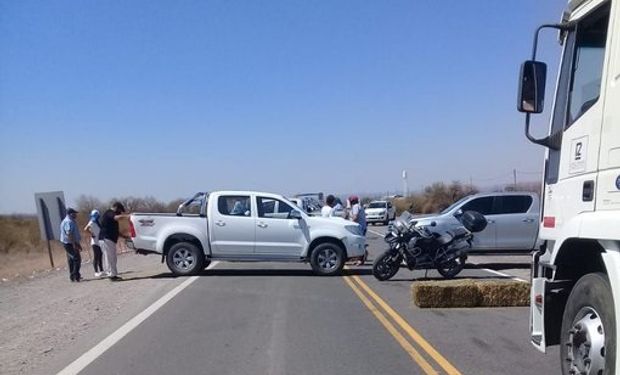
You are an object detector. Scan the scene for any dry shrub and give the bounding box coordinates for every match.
[411,279,530,308]
[391,181,477,215]
[0,215,42,254]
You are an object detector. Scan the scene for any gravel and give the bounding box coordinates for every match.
[0,251,184,375]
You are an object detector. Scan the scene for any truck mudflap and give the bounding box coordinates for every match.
[530,277,547,352]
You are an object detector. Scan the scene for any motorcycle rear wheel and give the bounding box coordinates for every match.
[372,251,402,281]
[437,255,467,279]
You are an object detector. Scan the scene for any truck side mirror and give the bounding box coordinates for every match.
[289,210,303,220]
[517,60,547,114]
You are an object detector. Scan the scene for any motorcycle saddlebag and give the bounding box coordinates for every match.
[460,210,487,233]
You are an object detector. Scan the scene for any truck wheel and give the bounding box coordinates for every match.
[560,273,616,375]
[166,242,205,276]
[310,243,345,276]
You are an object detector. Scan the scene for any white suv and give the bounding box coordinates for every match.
[365,200,396,225]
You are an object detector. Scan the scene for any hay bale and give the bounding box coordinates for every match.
[412,279,480,308]
[411,279,530,308]
[477,280,530,307]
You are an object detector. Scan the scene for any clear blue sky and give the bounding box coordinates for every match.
[0,0,566,213]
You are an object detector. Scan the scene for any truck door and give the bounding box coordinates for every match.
[254,196,308,256]
[459,196,496,250]
[210,195,255,255]
[542,5,610,238]
[596,2,620,212]
[494,195,538,250]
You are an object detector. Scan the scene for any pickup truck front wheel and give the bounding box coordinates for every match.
[310,243,345,276]
[166,242,205,276]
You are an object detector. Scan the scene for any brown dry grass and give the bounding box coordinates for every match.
[411,279,530,308]
[0,215,103,280]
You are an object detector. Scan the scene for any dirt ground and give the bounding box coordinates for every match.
[0,251,182,375]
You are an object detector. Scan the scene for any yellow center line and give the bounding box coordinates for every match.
[342,276,439,375]
[349,274,462,375]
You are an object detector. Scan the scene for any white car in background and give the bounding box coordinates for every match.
[365,200,396,225]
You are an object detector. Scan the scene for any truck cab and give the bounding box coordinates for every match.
[518,1,620,373]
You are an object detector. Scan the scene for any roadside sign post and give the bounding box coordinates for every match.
[34,191,66,268]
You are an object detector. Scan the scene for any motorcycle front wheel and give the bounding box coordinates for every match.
[372,250,402,281]
[437,255,467,279]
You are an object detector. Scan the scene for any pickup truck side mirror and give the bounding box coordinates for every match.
[289,210,303,220]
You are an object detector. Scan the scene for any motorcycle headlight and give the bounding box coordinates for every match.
[345,225,362,236]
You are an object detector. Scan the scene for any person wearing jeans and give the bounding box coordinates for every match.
[60,208,82,282]
[100,202,130,281]
[84,209,104,277]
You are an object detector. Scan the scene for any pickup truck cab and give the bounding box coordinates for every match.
[414,192,540,252]
[130,191,366,276]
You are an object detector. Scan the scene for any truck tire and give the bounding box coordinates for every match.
[166,242,205,276]
[310,242,345,276]
[560,272,616,375]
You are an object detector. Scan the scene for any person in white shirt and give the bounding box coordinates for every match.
[84,209,104,277]
[321,195,337,217]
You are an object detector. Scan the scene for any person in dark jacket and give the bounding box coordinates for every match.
[99,202,130,281]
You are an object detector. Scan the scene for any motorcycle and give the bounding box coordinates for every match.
[372,210,488,281]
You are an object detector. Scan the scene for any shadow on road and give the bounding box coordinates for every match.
[119,266,373,281]
[466,262,530,271]
[388,274,512,282]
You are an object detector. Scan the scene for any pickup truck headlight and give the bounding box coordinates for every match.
[345,225,362,236]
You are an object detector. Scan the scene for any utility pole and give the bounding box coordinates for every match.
[402,170,408,197]
[513,169,518,190]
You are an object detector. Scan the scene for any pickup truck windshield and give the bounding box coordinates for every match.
[440,197,469,215]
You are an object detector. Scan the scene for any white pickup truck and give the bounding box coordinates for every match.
[129,191,366,276]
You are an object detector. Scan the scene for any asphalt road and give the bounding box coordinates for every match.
[57,225,559,375]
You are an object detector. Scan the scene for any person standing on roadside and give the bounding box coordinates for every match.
[84,209,104,278]
[321,195,337,217]
[100,202,130,281]
[348,195,367,235]
[348,196,368,265]
[60,208,82,282]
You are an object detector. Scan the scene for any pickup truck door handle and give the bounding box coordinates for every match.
[522,218,535,223]
[215,220,226,227]
[257,222,268,228]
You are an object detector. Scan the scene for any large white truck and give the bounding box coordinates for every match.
[518,1,620,373]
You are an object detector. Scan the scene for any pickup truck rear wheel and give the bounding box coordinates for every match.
[310,243,345,276]
[166,242,205,276]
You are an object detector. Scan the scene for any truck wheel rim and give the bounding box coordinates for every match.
[566,307,605,375]
[173,248,195,271]
[317,248,338,270]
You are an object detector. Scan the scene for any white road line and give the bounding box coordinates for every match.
[57,261,220,375]
[365,227,527,282]
[478,267,527,282]
[368,228,387,237]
